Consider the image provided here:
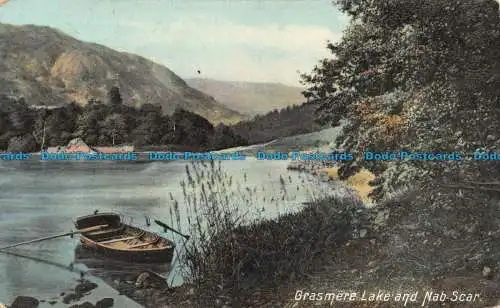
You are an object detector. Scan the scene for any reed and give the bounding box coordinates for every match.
[168,160,360,305]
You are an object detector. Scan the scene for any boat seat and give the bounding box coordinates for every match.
[85,225,124,236]
[128,238,160,249]
[78,224,109,233]
[99,235,138,244]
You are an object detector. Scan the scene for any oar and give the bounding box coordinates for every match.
[0,224,108,250]
[1,249,87,276]
[154,220,190,240]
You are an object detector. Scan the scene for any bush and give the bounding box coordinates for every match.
[7,134,38,152]
[171,160,361,305]
[302,0,500,200]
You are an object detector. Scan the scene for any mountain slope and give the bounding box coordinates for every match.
[185,78,306,116]
[0,23,243,124]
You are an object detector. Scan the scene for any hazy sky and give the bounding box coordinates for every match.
[0,0,348,86]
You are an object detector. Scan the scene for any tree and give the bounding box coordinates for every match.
[130,103,164,146]
[7,98,35,134]
[102,113,127,145]
[213,123,242,150]
[0,112,8,136]
[7,134,37,152]
[108,86,123,114]
[301,0,500,200]
[172,108,214,147]
[74,99,106,145]
[32,109,48,150]
[108,86,122,105]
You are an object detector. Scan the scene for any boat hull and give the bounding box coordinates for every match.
[79,236,174,263]
[75,212,175,264]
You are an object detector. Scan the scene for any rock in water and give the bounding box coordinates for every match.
[69,301,95,308]
[95,298,114,308]
[135,272,151,288]
[63,293,81,304]
[75,280,98,294]
[10,296,39,308]
[483,266,493,279]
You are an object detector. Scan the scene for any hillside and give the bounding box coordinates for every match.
[215,126,343,156]
[231,101,324,145]
[0,23,243,124]
[185,78,305,116]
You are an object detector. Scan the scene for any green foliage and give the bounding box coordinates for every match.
[172,108,215,147]
[101,113,127,145]
[73,99,105,146]
[108,86,123,107]
[212,123,249,150]
[130,103,164,146]
[173,161,358,304]
[232,101,322,145]
[0,88,248,151]
[7,134,37,152]
[302,0,500,200]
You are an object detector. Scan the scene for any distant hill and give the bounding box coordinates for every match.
[185,78,306,116]
[215,126,343,156]
[231,101,324,145]
[0,23,243,124]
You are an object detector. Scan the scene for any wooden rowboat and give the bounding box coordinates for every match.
[74,212,175,263]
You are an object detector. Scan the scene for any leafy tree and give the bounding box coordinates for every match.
[102,113,127,145]
[0,113,8,136]
[108,86,123,107]
[232,101,320,144]
[131,103,164,146]
[32,108,48,150]
[172,108,214,147]
[7,98,35,134]
[7,134,37,152]
[0,87,249,151]
[74,99,106,145]
[301,0,500,200]
[213,123,242,150]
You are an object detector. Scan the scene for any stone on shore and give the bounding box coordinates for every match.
[135,272,151,288]
[63,293,82,304]
[75,280,98,294]
[10,296,39,308]
[95,297,114,308]
[69,301,95,308]
[483,266,493,279]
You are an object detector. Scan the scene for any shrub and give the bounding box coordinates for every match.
[171,160,361,305]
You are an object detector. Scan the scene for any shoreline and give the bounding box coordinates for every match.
[286,156,376,205]
[7,151,500,307]
[9,181,500,307]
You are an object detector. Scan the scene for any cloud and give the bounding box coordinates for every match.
[120,17,341,86]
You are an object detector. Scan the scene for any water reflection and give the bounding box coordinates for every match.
[0,158,336,303]
[0,249,81,275]
[73,245,171,297]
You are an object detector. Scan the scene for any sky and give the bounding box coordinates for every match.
[0,0,349,87]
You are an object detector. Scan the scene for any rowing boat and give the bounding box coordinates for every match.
[74,212,175,263]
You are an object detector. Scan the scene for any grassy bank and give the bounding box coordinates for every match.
[183,197,363,306]
[152,160,366,307]
[318,167,376,205]
[153,162,500,308]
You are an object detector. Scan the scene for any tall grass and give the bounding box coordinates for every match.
[168,160,361,305]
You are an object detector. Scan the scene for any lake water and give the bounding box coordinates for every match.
[0,157,343,307]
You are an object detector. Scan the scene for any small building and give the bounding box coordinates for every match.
[43,139,133,154]
[95,145,135,153]
[44,138,96,154]
[64,138,97,153]
[46,146,63,153]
